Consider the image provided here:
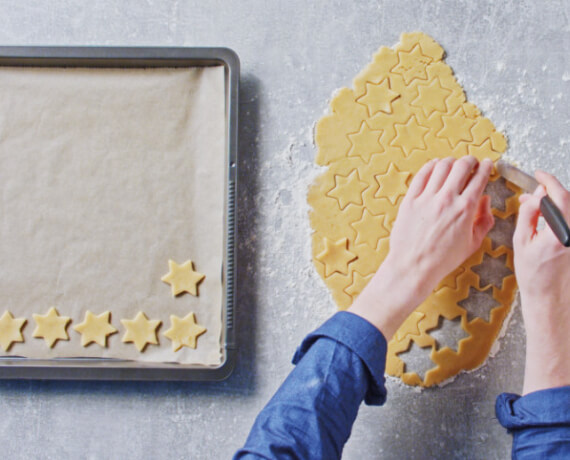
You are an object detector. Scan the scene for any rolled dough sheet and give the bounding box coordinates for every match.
[308,32,520,387]
[0,65,225,365]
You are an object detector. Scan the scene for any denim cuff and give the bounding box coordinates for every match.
[496,386,570,430]
[292,311,388,405]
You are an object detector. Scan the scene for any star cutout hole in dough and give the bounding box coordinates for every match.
[161,259,205,297]
[121,312,161,352]
[484,177,515,212]
[315,237,357,277]
[427,315,469,352]
[397,340,435,381]
[488,214,516,250]
[471,253,513,290]
[458,286,501,323]
[163,312,207,352]
[73,311,118,347]
[0,311,26,351]
[32,307,71,348]
[356,78,400,117]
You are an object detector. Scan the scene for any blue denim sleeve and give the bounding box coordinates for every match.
[496,386,570,459]
[234,311,388,460]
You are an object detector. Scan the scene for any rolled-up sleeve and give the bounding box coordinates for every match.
[234,311,388,459]
[496,386,570,459]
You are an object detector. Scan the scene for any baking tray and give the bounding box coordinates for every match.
[0,46,239,381]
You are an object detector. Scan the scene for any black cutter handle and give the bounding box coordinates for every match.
[540,196,570,247]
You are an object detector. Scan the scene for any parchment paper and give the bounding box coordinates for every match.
[0,65,226,365]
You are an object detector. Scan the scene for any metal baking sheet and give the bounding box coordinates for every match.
[0,46,239,381]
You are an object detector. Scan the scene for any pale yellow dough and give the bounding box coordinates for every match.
[32,307,71,348]
[163,312,207,352]
[161,259,205,297]
[308,32,519,387]
[120,312,161,352]
[73,311,118,348]
[0,311,26,351]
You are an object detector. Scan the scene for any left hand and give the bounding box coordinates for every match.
[348,156,494,339]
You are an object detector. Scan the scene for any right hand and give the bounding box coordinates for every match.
[349,156,494,340]
[513,170,570,394]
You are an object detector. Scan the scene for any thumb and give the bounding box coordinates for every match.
[472,195,494,247]
[514,187,544,246]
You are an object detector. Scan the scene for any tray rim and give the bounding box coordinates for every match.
[0,46,239,381]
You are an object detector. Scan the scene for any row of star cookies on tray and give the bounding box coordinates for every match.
[0,258,209,353]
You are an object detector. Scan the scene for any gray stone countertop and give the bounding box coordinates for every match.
[0,1,569,458]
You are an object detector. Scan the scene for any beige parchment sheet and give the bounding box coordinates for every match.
[0,65,226,365]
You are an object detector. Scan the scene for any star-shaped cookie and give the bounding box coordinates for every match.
[374,163,411,205]
[32,307,71,348]
[347,122,384,163]
[411,77,451,117]
[391,44,433,84]
[356,78,399,116]
[0,311,26,351]
[391,116,430,156]
[164,312,207,352]
[351,209,389,248]
[74,311,118,347]
[437,107,476,148]
[326,170,369,210]
[161,259,205,297]
[315,237,357,277]
[121,312,161,352]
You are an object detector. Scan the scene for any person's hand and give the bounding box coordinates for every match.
[513,171,570,394]
[385,156,495,296]
[348,156,494,339]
